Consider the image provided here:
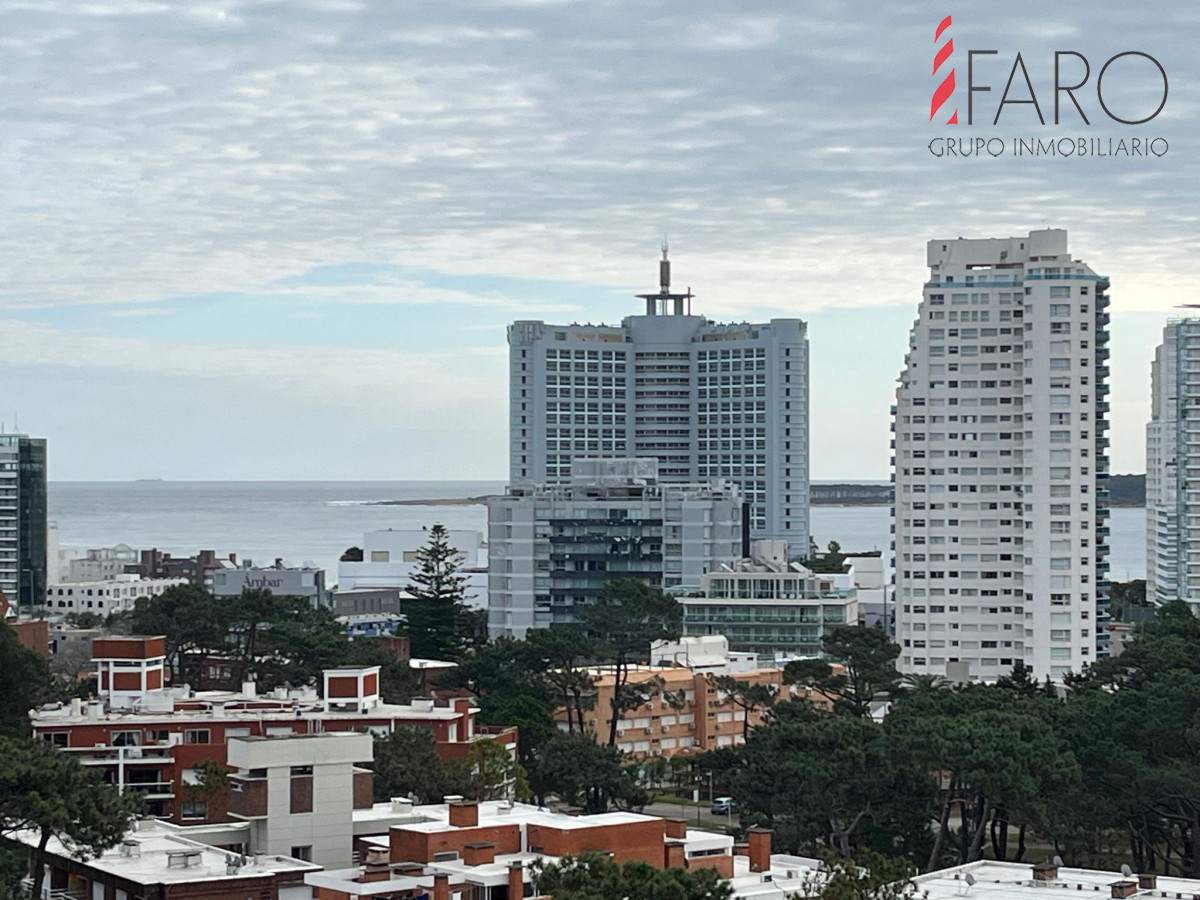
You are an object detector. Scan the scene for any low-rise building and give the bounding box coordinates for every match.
[44,574,189,615]
[61,543,141,582]
[676,542,858,658]
[338,530,488,610]
[28,637,517,824]
[310,799,813,900]
[559,636,831,757]
[126,548,236,590]
[910,860,1200,900]
[9,817,319,900]
[211,561,330,608]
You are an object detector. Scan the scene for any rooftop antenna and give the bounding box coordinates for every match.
[959,873,976,896]
[637,236,693,316]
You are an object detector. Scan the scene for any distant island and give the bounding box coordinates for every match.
[372,474,1147,508]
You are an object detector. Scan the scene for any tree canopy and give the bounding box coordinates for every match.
[0,737,143,899]
[531,852,732,900]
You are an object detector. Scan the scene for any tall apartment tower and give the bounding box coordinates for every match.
[1146,319,1200,607]
[892,229,1111,682]
[508,249,809,549]
[0,433,48,614]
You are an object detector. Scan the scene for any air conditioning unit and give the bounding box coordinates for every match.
[644,727,652,734]
[660,725,670,733]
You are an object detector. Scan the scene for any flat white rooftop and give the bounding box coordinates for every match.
[7,819,317,886]
[912,861,1200,900]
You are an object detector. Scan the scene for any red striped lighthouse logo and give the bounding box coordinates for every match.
[931,15,958,124]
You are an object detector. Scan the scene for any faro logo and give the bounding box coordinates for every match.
[930,15,1168,126]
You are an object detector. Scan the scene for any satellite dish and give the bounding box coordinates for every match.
[1121,865,1133,877]
[1053,856,1064,868]
[966,874,977,887]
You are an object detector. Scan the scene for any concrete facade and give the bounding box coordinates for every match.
[212,564,330,608]
[45,574,188,615]
[228,733,372,869]
[1146,319,1200,606]
[337,530,487,610]
[893,229,1112,682]
[486,459,745,639]
[677,543,859,658]
[508,252,809,549]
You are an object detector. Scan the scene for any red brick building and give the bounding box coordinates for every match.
[28,636,517,823]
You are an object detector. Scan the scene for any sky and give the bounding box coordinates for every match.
[1,0,1198,481]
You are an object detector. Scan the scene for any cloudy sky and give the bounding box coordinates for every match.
[2,0,1197,481]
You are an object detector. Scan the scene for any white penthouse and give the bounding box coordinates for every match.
[893,229,1111,682]
[508,248,809,550]
[487,458,745,639]
[1147,319,1200,609]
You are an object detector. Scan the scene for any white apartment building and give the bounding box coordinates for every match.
[893,229,1111,682]
[44,574,188,615]
[62,543,140,582]
[677,541,859,659]
[1147,319,1200,606]
[337,529,487,609]
[508,248,809,550]
[487,458,745,639]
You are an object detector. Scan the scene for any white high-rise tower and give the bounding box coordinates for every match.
[892,229,1111,682]
[1146,319,1200,609]
[508,251,810,550]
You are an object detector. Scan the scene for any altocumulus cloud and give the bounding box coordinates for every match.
[0,0,1198,478]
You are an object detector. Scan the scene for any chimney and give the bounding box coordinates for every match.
[275,557,283,569]
[664,841,686,869]
[1138,874,1157,890]
[747,827,771,874]
[391,797,414,815]
[448,800,479,828]
[462,842,496,866]
[230,553,237,564]
[664,819,687,839]
[242,681,256,699]
[434,873,450,900]
[734,843,750,858]
[1033,862,1058,882]
[361,848,391,883]
[1110,882,1137,900]
[508,861,524,900]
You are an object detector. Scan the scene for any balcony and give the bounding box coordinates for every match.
[126,781,175,798]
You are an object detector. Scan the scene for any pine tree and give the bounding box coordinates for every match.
[405,524,474,660]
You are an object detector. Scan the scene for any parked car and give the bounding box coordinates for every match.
[710,796,735,815]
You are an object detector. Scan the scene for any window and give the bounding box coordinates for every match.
[43,733,69,748]
[183,729,211,745]
[111,731,141,747]
[181,801,207,820]
[290,846,313,862]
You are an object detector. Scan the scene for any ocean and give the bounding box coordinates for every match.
[47,481,1149,585]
